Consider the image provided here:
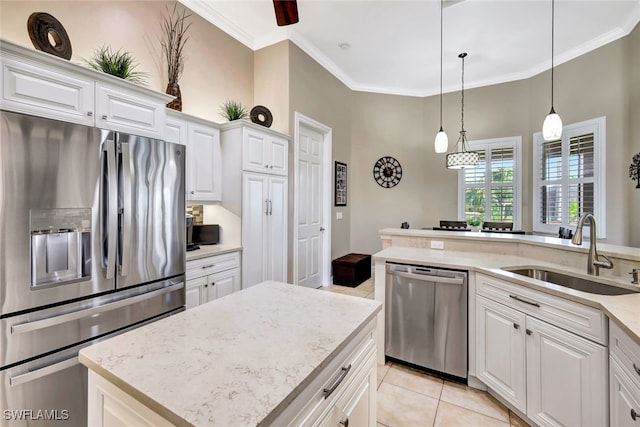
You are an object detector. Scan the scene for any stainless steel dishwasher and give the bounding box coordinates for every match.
[385,262,468,381]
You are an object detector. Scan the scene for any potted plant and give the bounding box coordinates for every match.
[467,217,481,232]
[84,45,147,84]
[161,4,192,111]
[219,99,249,121]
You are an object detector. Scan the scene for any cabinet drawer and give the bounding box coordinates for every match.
[186,252,240,280]
[610,357,640,427]
[610,321,640,388]
[477,273,607,345]
[2,57,94,126]
[273,320,376,426]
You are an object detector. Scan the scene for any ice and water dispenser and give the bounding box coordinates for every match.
[30,208,92,288]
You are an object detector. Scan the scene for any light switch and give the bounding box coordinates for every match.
[336,212,343,220]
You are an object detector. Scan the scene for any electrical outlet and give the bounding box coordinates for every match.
[336,212,343,220]
[430,240,444,250]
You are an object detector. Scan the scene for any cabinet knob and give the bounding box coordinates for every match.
[513,323,520,330]
[339,417,349,427]
[631,408,638,421]
[634,363,640,377]
[87,111,93,117]
[204,284,208,287]
[101,114,108,120]
[269,165,273,169]
[526,329,533,336]
[265,165,269,168]
[190,191,195,194]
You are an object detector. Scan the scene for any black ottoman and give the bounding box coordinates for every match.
[332,253,371,287]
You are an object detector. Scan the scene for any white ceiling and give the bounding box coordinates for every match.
[180,0,640,97]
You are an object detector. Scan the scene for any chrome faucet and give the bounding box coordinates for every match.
[571,213,613,276]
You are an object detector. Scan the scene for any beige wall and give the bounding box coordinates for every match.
[0,1,254,122]
[254,41,289,135]
[629,24,640,247]
[349,28,636,255]
[289,43,353,261]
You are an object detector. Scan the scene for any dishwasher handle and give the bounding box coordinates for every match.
[389,269,465,285]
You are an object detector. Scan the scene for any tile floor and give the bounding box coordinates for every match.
[321,278,530,427]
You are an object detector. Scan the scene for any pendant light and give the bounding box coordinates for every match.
[446,53,478,169]
[542,0,562,141]
[434,0,448,153]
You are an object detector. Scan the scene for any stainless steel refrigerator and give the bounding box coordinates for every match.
[0,110,186,426]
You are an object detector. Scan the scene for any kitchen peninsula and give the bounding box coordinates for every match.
[79,281,381,426]
[374,228,640,427]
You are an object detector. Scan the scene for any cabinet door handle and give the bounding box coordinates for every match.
[526,329,533,336]
[269,165,273,169]
[87,111,93,117]
[513,323,520,330]
[323,364,351,399]
[509,294,541,307]
[201,264,215,269]
[190,190,195,195]
[268,200,273,216]
[264,165,269,169]
[101,114,108,120]
[634,363,640,377]
[631,408,638,421]
[339,417,349,427]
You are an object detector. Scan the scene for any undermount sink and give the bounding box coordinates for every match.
[502,267,640,296]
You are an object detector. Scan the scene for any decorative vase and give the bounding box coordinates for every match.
[166,82,182,111]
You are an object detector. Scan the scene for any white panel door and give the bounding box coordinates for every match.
[187,123,221,201]
[242,173,268,288]
[476,296,527,412]
[185,277,205,309]
[268,176,288,283]
[211,268,240,300]
[526,316,607,427]
[296,126,324,288]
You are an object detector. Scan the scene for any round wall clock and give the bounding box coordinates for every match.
[373,156,402,188]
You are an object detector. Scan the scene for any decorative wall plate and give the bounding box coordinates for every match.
[373,156,402,188]
[250,105,273,128]
[27,12,72,60]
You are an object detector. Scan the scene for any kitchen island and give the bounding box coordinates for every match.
[78,281,381,426]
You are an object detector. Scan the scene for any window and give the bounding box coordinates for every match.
[458,137,522,229]
[533,117,606,237]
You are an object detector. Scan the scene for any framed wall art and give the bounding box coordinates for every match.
[334,161,347,206]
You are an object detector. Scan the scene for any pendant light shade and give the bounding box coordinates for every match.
[543,0,562,141]
[435,128,448,153]
[434,0,448,153]
[446,52,478,169]
[542,108,563,140]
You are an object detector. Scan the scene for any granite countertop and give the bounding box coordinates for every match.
[78,281,381,426]
[373,245,640,345]
[185,244,242,261]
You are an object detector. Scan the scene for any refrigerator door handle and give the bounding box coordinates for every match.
[103,140,118,279]
[10,357,79,387]
[120,142,132,277]
[11,282,184,335]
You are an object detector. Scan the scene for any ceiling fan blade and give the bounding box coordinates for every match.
[273,0,299,26]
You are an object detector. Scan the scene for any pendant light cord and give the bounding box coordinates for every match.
[460,54,465,133]
[551,0,555,111]
[439,0,444,129]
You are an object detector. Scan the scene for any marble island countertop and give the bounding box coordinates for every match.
[78,281,381,426]
[373,245,640,345]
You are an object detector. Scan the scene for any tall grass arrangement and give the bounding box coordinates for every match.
[84,45,147,84]
[219,100,249,121]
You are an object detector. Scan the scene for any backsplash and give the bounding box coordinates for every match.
[186,205,204,225]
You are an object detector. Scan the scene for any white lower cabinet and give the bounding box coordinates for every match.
[609,320,640,426]
[242,172,287,288]
[476,273,608,427]
[185,251,241,309]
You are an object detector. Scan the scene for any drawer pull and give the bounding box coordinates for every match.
[323,364,351,399]
[201,264,215,269]
[509,294,541,307]
[632,408,638,421]
[634,363,640,377]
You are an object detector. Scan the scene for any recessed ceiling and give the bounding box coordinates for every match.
[180,0,640,97]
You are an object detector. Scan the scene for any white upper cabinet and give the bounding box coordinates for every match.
[1,40,171,138]
[166,110,222,202]
[242,127,288,175]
